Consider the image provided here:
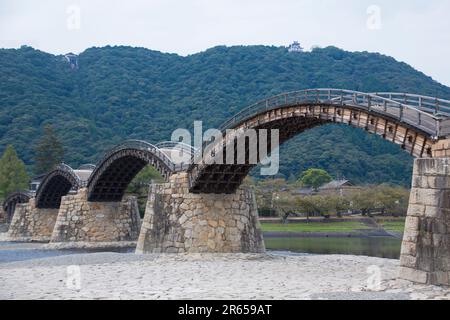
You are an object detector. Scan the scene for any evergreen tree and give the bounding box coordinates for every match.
[34,125,64,175]
[0,145,30,199]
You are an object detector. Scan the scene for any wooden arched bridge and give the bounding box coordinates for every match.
[4,88,449,210]
[2,191,32,224]
[35,163,88,208]
[3,88,450,286]
[3,88,450,211]
[188,89,450,193]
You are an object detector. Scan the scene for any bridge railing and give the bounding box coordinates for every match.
[78,164,97,171]
[97,140,190,173]
[156,141,197,156]
[372,93,450,116]
[218,89,447,137]
[56,163,85,188]
[34,163,85,203]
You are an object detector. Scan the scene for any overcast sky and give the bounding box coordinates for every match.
[1,0,450,86]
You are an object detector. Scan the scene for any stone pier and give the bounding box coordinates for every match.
[0,207,6,224]
[136,173,265,254]
[51,188,141,243]
[400,158,450,286]
[7,199,58,242]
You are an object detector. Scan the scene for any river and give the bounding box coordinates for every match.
[264,236,402,259]
[0,236,402,264]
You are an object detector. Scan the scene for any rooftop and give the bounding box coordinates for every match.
[319,180,354,190]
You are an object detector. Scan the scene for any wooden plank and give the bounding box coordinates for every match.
[411,132,419,156]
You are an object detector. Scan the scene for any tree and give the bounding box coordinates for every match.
[350,188,378,216]
[34,125,64,175]
[299,169,332,191]
[0,145,30,199]
[324,194,351,218]
[370,185,410,216]
[127,165,164,194]
[272,193,298,223]
[350,185,409,216]
[296,196,320,222]
[127,165,164,217]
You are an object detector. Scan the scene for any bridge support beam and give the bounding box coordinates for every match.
[136,173,265,254]
[400,158,450,286]
[50,189,141,243]
[7,199,58,242]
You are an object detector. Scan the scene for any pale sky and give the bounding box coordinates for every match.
[1,0,450,86]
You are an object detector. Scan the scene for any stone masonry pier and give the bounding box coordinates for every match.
[7,199,58,242]
[0,207,6,224]
[400,158,450,286]
[136,173,265,254]
[50,188,141,243]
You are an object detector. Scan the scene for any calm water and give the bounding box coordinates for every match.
[264,237,402,259]
[0,238,402,264]
[0,242,134,264]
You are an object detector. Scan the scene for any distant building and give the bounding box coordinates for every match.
[29,164,95,194]
[320,180,354,190]
[319,180,361,196]
[291,187,314,196]
[29,174,45,194]
[288,41,304,53]
[291,180,360,197]
[63,53,79,69]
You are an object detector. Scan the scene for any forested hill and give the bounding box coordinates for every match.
[1,44,450,185]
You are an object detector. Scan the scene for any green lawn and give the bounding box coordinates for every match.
[261,221,370,233]
[377,220,405,233]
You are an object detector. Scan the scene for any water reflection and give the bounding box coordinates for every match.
[0,238,402,264]
[264,237,402,259]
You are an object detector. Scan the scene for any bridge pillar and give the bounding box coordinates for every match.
[50,189,141,243]
[7,199,58,242]
[0,207,6,224]
[431,139,450,158]
[400,158,450,286]
[136,173,265,254]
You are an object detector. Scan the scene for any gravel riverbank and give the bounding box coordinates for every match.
[0,242,448,300]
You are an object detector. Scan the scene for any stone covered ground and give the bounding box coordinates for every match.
[0,240,449,300]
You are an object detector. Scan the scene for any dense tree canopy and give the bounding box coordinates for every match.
[33,125,64,175]
[299,169,333,191]
[126,165,164,216]
[0,145,30,199]
[1,45,449,184]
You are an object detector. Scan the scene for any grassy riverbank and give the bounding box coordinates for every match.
[261,221,370,233]
[260,218,405,235]
[375,219,406,233]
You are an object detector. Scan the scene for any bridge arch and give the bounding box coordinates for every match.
[86,140,189,202]
[35,164,88,209]
[188,89,450,194]
[2,191,32,223]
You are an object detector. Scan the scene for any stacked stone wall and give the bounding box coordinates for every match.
[136,173,265,254]
[51,189,141,243]
[7,199,58,241]
[0,208,6,224]
[432,139,450,158]
[400,158,450,286]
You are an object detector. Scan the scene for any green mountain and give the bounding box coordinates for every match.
[1,44,450,185]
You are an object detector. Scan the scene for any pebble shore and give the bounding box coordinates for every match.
[0,243,449,300]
